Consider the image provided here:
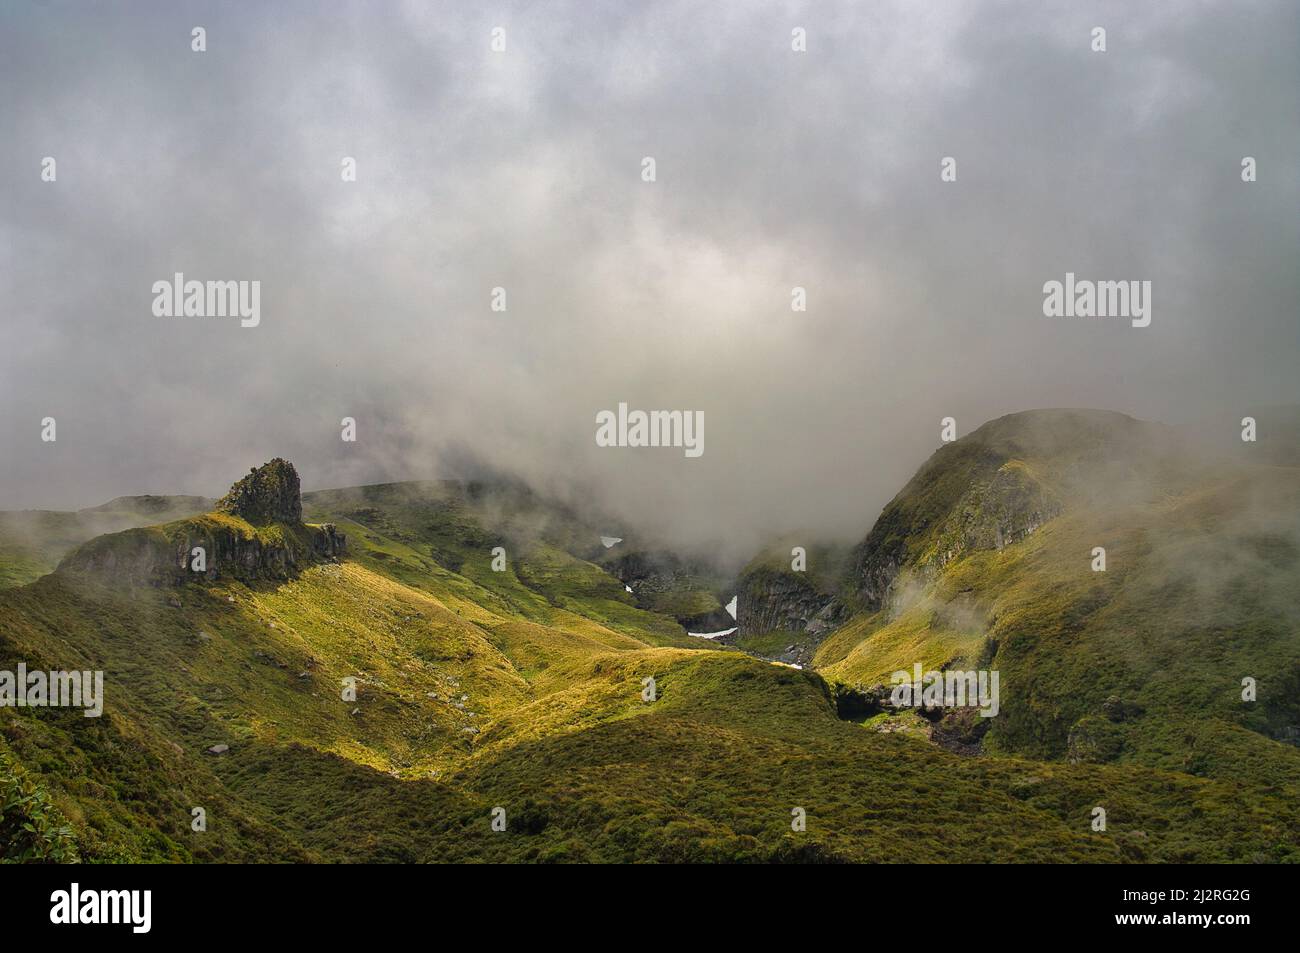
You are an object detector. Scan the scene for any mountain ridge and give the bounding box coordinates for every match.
[2,409,1298,863]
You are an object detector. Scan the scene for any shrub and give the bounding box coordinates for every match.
[0,754,80,863]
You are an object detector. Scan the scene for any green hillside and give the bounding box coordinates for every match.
[0,495,212,589]
[815,411,1300,798]
[2,441,1298,864]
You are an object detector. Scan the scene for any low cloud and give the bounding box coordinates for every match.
[1,1,1296,565]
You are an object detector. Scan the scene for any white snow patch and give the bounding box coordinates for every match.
[687,627,737,640]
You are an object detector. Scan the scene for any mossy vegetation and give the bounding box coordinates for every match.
[0,496,212,589]
[1,426,1297,863]
[816,412,1300,822]
[0,746,79,862]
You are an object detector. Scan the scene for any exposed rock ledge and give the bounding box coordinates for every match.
[56,460,345,586]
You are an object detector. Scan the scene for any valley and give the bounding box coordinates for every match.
[1,409,1298,863]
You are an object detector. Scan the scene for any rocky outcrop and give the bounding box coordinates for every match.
[217,458,302,524]
[851,452,1061,612]
[58,517,346,587]
[169,521,344,583]
[844,410,1172,612]
[599,548,729,626]
[933,462,1062,561]
[57,459,345,586]
[735,568,841,637]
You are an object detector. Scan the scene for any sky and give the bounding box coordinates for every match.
[2,0,1297,561]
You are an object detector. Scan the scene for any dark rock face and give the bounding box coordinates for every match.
[729,565,847,666]
[680,606,738,632]
[598,548,730,626]
[58,458,346,587]
[850,450,1061,612]
[169,522,345,584]
[736,568,840,637]
[216,459,302,525]
[59,521,346,586]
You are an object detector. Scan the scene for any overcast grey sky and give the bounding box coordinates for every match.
[2,0,1297,558]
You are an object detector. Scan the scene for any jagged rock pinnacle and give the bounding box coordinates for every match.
[215,458,303,524]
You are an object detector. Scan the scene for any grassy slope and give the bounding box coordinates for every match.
[3,469,1298,862]
[0,496,212,589]
[302,482,699,650]
[817,432,1300,798]
[7,578,1292,862]
[0,481,721,860]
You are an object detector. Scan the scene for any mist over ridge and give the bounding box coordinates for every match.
[3,0,1298,566]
